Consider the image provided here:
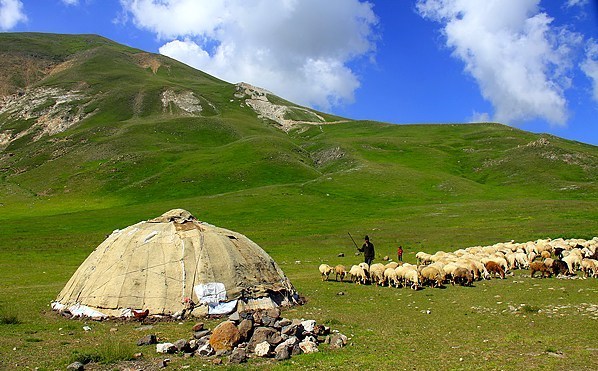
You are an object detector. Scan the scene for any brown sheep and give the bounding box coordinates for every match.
[530,261,552,278]
[485,261,505,279]
[334,265,347,282]
[451,267,473,286]
[540,250,551,259]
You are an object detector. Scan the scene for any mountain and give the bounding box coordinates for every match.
[0,33,597,222]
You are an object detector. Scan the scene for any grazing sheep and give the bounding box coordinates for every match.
[543,258,554,269]
[348,265,368,285]
[369,263,386,286]
[384,262,399,270]
[416,252,433,265]
[404,269,420,290]
[484,261,505,279]
[562,254,582,274]
[540,250,551,259]
[452,267,473,286]
[319,264,334,281]
[551,260,569,276]
[384,267,400,288]
[581,258,597,278]
[420,266,443,288]
[334,265,347,282]
[514,252,529,269]
[530,261,552,278]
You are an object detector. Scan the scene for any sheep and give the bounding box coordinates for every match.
[420,266,443,288]
[581,258,597,278]
[319,264,333,281]
[334,265,347,282]
[451,267,473,286]
[540,250,551,259]
[485,261,505,279]
[416,252,432,265]
[562,254,582,274]
[384,267,400,288]
[543,257,554,268]
[551,259,569,277]
[348,265,368,285]
[514,252,529,269]
[385,262,399,270]
[369,263,386,286]
[530,261,552,278]
[404,269,420,290]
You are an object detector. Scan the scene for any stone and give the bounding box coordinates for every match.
[157,359,168,368]
[277,318,292,327]
[156,343,176,354]
[239,311,254,320]
[238,319,253,341]
[209,321,241,351]
[261,314,277,327]
[193,330,211,339]
[299,340,319,354]
[191,323,204,332]
[228,311,240,322]
[281,324,303,337]
[137,334,157,346]
[66,361,84,371]
[229,348,247,364]
[313,324,329,336]
[188,339,199,352]
[248,327,283,352]
[254,341,271,357]
[274,336,298,353]
[196,342,215,357]
[212,358,223,365]
[266,307,281,320]
[275,346,290,361]
[291,344,302,356]
[190,306,208,318]
[173,339,190,352]
[215,349,231,357]
[133,352,143,359]
[337,253,345,257]
[301,320,316,333]
[329,333,348,349]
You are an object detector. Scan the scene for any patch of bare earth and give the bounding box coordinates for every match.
[235,82,346,132]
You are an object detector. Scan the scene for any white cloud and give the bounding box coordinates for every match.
[565,0,589,9]
[61,0,79,5]
[417,0,582,127]
[581,39,598,104]
[120,0,377,109]
[0,0,27,30]
[469,111,491,123]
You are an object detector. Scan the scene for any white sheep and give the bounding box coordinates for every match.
[404,269,420,290]
[384,267,400,288]
[581,258,597,278]
[369,263,386,286]
[348,265,368,285]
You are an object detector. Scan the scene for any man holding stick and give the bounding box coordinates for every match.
[358,235,375,266]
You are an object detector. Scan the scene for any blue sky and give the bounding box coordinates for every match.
[2,0,598,145]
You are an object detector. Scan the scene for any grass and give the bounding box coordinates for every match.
[0,32,597,370]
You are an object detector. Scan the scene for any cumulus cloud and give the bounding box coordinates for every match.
[0,0,27,30]
[120,0,377,109]
[417,0,582,127]
[581,39,598,104]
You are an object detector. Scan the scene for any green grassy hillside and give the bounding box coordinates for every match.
[0,33,597,370]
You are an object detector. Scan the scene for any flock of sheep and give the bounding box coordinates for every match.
[319,237,598,290]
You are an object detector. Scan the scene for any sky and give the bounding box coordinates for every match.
[2,0,598,145]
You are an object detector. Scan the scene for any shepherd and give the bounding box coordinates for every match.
[359,235,375,266]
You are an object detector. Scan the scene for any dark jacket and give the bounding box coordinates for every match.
[359,241,375,259]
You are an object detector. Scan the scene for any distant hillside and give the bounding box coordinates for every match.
[0,33,596,218]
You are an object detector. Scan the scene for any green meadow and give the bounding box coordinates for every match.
[0,33,597,370]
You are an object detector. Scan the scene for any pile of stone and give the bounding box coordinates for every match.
[140,308,348,364]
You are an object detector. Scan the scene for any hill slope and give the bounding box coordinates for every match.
[0,32,596,220]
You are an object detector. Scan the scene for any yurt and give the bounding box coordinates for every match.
[52,209,299,319]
